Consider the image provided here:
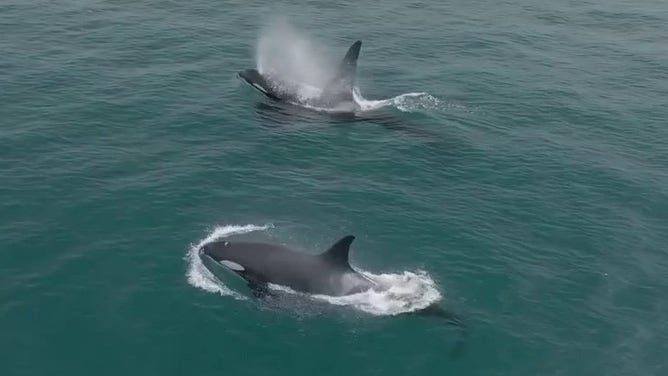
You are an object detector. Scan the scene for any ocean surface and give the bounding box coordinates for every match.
[2,1,667,375]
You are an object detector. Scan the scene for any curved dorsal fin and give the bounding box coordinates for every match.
[337,40,361,78]
[321,235,355,268]
[322,41,361,98]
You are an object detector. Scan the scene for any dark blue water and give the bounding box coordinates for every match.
[2,1,667,375]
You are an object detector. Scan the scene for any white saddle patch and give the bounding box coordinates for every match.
[219,260,245,271]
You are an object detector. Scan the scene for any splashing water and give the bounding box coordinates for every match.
[311,271,442,316]
[353,88,444,113]
[187,225,443,316]
[264,271,441,316]
[185,224,273,300]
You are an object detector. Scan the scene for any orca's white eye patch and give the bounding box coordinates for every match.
[219,260,245,271]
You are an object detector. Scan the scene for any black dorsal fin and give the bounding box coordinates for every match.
[337,40,361,79]
[322,41,361,96]
[321,235,355,268]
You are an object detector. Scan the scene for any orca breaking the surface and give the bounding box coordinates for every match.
[238,41,362,112]
[199,235,377,296]
[198,232,469,336]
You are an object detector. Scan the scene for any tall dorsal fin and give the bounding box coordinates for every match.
[322,41,361,97]
[320,235,355,268]
[336,40,361,80]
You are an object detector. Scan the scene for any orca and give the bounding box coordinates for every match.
[238,41,362,112]
[199,235,377,296]
[199,233,470,342]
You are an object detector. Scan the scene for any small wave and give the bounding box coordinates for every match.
[353,88,443,113]
[185,224,273,299]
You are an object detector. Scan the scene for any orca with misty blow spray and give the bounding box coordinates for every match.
[238,41,362,113]
[237,39,444,139]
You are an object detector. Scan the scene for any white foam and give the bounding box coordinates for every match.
[352,88,443,113]
[268,270,442,316]
[311,271,442,316]
[185,224,273,299]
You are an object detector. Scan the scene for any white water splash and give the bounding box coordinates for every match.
[188,225,443,316]
[185,224,273,299]
[288,89,443,115]
[353,88,443,113]
[266,270,441,315]
[312,271,442,316]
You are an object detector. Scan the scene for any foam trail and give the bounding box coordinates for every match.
[185,224,273,299]
[269,270,442,316]
[353,88,443,113]
[312,270,442,315]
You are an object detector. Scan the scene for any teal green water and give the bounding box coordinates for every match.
[2,1,668,375]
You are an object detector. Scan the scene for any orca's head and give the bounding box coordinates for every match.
[199,240,235,262]
[199,240,247,272]
[237,69,266,86]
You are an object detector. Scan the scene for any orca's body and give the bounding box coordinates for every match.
[199,235,376,296]
[238,41,362,112]
[200,234,469,336]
